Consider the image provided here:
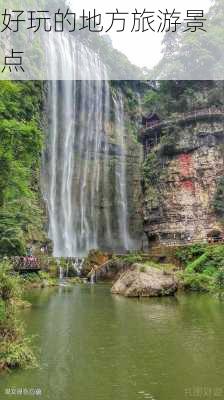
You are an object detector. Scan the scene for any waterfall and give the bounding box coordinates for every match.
[42,34,132,257]
[114,93,131,250]
[73,258,84,276]
[59,266,64,280]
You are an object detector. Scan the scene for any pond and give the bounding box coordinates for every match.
[1,284,224,400]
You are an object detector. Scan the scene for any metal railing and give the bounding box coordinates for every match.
[151,236,224,248]
[13,256,40,271]
[142,107,224,133]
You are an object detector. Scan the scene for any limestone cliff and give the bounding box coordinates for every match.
[141,108,224,248]
[99,84,144,250]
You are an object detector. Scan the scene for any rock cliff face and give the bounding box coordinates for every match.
[103,127,143,250]
[67,128,143,252]
[141,113,224,248]
[83,93,144,251]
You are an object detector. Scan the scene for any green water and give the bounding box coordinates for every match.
[1,284,224,400]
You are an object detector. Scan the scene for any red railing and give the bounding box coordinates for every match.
[13,256,40,271]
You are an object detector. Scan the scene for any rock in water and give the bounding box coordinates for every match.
[111,264,178,297]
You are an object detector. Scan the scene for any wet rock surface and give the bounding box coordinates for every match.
[142,119,224,248]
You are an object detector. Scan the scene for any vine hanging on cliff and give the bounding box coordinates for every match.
[213,176,224,218]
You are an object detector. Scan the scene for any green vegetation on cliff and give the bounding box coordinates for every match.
[142,81,223,191]
[213,176,224,218]
[151,0,224,80]
[143,81,224,118]
[0,81,45,256]
[142,80,224,249]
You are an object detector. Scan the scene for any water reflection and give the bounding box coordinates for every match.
[1,286,224,400]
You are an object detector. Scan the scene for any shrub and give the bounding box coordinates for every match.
[186,253,209,273]
[143,152,162,186]
[215,268,224,289]
[1,338,37,370]
[179,245,224,292]
[182,272,212,292]
[176,244,205,265]
[0,261,37,371]
[0,261,21,306]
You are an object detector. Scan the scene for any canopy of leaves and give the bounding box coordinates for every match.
[142,81,224,117]
[152,0,224,80]
[0,81,45,256]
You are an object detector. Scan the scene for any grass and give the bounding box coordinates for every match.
[179,271,213,292]
[118,253,145,264]
[139,262,176,273]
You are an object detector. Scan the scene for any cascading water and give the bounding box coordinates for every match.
[59,266,64,280]
[114,93,131,251]
[42,34,132,257]
[73,258,84,276]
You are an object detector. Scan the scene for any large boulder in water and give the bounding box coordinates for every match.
[111,264,178,297]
